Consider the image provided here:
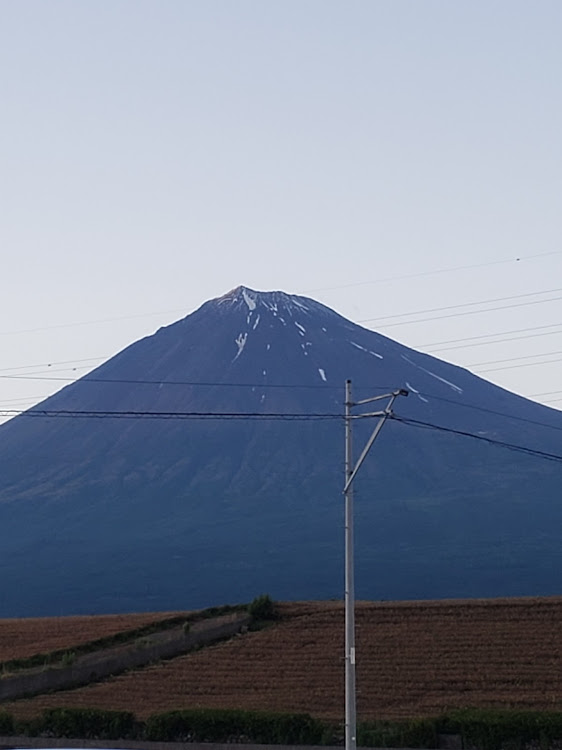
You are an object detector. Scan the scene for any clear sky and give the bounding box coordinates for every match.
[1,0,561,421]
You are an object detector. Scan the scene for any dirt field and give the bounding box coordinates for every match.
[0,611,184,662]
[4,597,562,721]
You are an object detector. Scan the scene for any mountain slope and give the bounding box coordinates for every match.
[1,286,561,616]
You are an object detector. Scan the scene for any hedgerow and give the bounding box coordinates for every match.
[2,706,562,746]
[145,708,324,744]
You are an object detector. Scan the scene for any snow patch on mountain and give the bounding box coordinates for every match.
[401,354,463,394]
[242,289,256,311]
[234,332,248,361]
[350,341,367,352]
[292,298,309,311]
[348,340,383,360]
[420,367,463,394]
[406,381,429,403]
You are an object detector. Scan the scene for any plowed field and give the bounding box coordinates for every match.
[0,611,183,662]
[4,597,562,721]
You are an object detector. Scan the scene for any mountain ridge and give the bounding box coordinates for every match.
[1,286,560,616]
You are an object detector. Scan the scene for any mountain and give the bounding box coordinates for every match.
[1,286,561,616]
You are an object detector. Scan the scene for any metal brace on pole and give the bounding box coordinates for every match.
[344,380,408,750]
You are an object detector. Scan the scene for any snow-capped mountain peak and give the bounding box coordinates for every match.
[1,285,561,616]
[214,285,333,320]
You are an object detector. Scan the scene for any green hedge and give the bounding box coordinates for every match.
[440,708,562,750]
[358,717,438,748]
[145,708,324,744]
[16,707,137,740]
[0,711,14,734]
[3,706,562,746]
[358,710,562,749]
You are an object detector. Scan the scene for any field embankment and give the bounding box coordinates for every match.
[0,612,183,662]
[2,596,561,721]
[0,611,249,702]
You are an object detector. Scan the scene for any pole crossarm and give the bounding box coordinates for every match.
[343,389,408,495]
[350,410,387,419]
[351,388,408,407]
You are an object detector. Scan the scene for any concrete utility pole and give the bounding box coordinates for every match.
[344,380,408,750]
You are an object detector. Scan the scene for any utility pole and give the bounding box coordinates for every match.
[344,380,356,750]
[344,380,408,750]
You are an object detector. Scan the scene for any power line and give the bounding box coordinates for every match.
[0,365,99,378]
[0,310,187,337]
[397,391,562,433]
[360,287,562,324]
[0,409,340,421]
[2,322,562,380]
[0,397,43,406]
[476,356,562,374]
[2,407,561,465]
[304,251,562,294]
[365,294,562,329]
[1,370,562,433]
[467,349,562,368]
[0,357,105,374]
[420,323,562,352]
[0,373,342,390]
[2,252,560,338]
[391,415,562,464]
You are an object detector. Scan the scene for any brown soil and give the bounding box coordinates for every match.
[0,611,184,662]
[4,597,562,721]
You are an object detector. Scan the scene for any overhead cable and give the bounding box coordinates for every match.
[367,295,562,328]
[391,415,562,464]
[304,251,562,293]
[1,407,561,465]
[360,287,562,324]
[1,373,561,432]
[467,349,562,368]
[420,323,562,352]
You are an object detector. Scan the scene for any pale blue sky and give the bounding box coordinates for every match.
[1,0,561,418]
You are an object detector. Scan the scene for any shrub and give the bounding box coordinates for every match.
[358,718,438,748]
[356,711,562,749]
[61,651,76,667]
[0,711,14,735]
[439,708,562,750]
[33,707,137,740]
[145,708,323,744]
[248,593,276,621]
[14,716,42,737]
